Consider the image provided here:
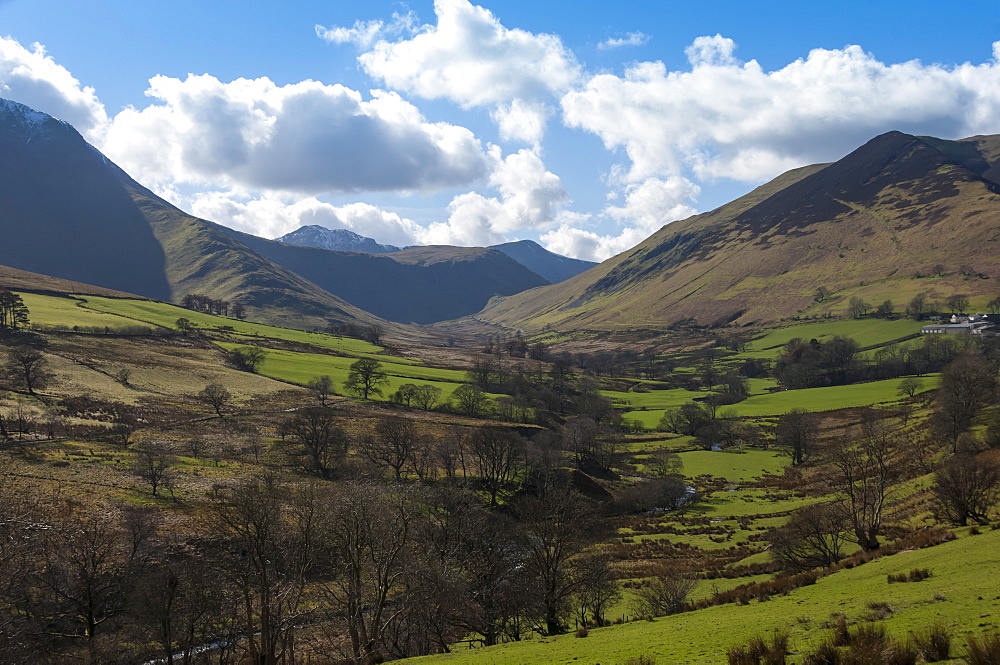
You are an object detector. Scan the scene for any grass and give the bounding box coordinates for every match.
[217,343,472,402]
[79,296,386,357]
[400,529,1000,665]
[740,319,924,359]
[676,449,788,482]
[19,292,147,330]
[624,375,938,426]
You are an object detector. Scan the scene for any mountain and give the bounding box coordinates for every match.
[0,99,550,328]
[490,239,596,283]
[478,131,1000,332]
[276,225,401,253]
[218,231,550,324]
[0,99,388,330]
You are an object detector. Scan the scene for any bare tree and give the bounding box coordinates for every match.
[413,384,442,411]
[849,296,871,319]
[632,565,695,618]
[214,474,320,665]
[897,377,923,399]
[3,344,51,395]
[777,408,819,466]
[572,554,621,627]
[198,382,231,418]
[766,502,847,571]
[451,384,490,418]
[646,448,683,478]
[133,443,174,497]
[933,454,1000,526]
[830,415,902,551]
[320,483,415,664]
[108,403,140,448]
[468,427,524,507]
[307,375,335,406]
[281,408,350,479]
[931,350,997,448]
[361,416,421,480]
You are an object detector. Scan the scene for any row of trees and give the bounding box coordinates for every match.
[0,289,29,331]
[179,293,246,319]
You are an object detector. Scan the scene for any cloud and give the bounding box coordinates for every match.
[188,193,424,246]
[0,37,107,138]
[101,74,490,194]
[315,20,386,48]
[598,32,650,51]
[315,10,417,49]
[541,176,699,261]
[419,147,569,246]
[353,0,580,142]
[562,38,1000,183]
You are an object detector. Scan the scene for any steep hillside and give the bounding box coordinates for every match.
[479,132,1000,331]
[490,239,596,283]
[0,99,171,299]
[0,264,147,298]
[223,233,550,324]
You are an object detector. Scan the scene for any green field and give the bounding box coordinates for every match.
[80,296,387,357]
[19,292,150,330]
[624,375,939,427]
[404,529,1000,665]
[741,318,923,359]
[216,343,472,402]
[676,449,788,482]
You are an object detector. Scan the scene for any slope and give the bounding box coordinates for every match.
[479,131,1000,332]
[222,232,550,324]
[490,239,596,283]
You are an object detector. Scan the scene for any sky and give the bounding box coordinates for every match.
[1,0,999,260]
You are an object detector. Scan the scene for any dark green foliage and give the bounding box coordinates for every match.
[227,345,267,373]
[343,358,388,400]
[0,288,29,331]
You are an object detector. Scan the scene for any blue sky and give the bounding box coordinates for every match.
[1,0,999,259]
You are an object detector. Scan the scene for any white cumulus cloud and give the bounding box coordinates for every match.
[0,37,107,138]
[102,74,490,195]
[562,37,1000,184]
[419,147,569,246]
[598,32,650,51]
[354,0,580,143]
[189,193,424,247]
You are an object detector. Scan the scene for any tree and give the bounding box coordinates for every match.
[933,454,1000,526]
[931,350,997,447]
[3,344,51,395]
[133,443,174,497]
[814,286,831,302]
[413,384,441,411]
[452,384,490,418]
[777,408,818,466]
[989,296,1000,315]
[198,383,231,418]
[572,555,621,627]
[361,416,422,480]
[646,448,683,478]
[830,415,902,551]
[232,301,247,320]
[107,403,140,447]
[875,299,894,318]
[946,293,970,314]
[632,566,695,618]
[214,474,320,665]
[174,317,194,333]
[308,375,335,406]
[344,358,388,400]
[282,408,350,479]
[897,377,923,399]
[766,502,847,571]
[468,427,525,506]
[0,289,29,331]
[908,292,928,320]
[227,345,267,373]
[849,296,871,319]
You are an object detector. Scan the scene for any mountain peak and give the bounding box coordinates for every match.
[276,225,401,253]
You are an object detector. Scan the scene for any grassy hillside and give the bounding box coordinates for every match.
[479,132,1000,332]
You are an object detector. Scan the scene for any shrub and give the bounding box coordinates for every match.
[865,602,893,621]
[965,631,1000,665]
[621,657,655,665]
[911,623,951,662]
[727,631,789,664]
[575,626,589,638]
[803,639,840,665]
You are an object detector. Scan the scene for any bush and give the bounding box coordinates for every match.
[803,639,840,664]
[575,626,589,638]
[911,623,951,662]
[965,631,1000,665]
[727,631,789,664]
[621,657,655,665]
